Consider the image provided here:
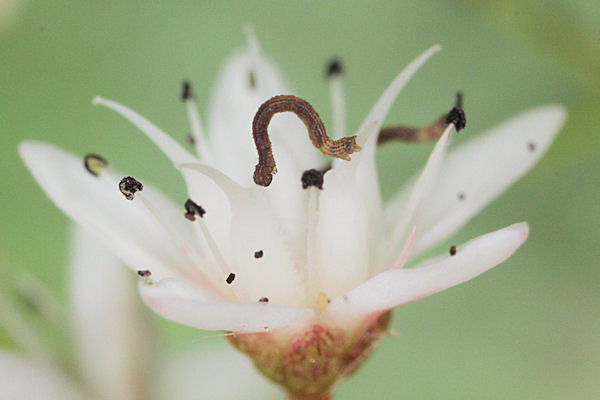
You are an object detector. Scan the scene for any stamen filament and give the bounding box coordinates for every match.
[305,186,319,308]
[329,75,346,140]
[183,84,212,163]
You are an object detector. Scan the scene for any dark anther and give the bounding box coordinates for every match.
[259,297,269,303]
[458,192,466,201]
[186,133,196,146]
[449,245,457,256]
[119,176,143,200]
[181,80,193,101]
[445,91,466,131]
[184,199,206,221]
[226,273,236,285]
[84,154,108,177]
[301,169,324,190]
[325,58,343,78]
[528,142,536,152]
[254,250,264,259]
[137,270,151,278]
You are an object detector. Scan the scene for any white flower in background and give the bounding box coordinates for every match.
[0,225,280,400]
[19,30,566,399]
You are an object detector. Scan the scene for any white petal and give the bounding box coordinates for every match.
[400,105,565,256]
[70,225,154,400]
[383,125,453,268]
[0,352,87,400]
[92,97,233,264]
[206,47,322,185]
[93,96,197,165]
[326,222,529,319]
[19,141,202,282]
[180,163,306,307]
[154,342,283,400]
[139,278,314,333]
[328,46,442,276]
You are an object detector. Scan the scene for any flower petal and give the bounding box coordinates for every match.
[139,278,314,333]
[382,125,453,268]
[19,141,202,282]
[0,352,87,400]
[206,46,321,186]
[154,342,283,400]
[326,222,529,319]
[70,225,154,400]
[390,105,566,257]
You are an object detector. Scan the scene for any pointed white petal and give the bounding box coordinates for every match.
[155,342,283,400]
[329,46,442,276]
[397,105,565,256]
[356,44,442,146]
[384,126,453,267]
[180,163,306,306]
[70,225,154,400]
[206,47,321,185]
[93,96,197,165]
[326,222,529,318]
[139,278,314,333]
[0,352,87,400]
[19,141,202,282]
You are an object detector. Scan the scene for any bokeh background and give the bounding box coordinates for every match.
[1,1,599,399]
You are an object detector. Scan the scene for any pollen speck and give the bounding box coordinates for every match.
[259,297,269,303]
[184,199,206,221]
[449,245,457,256]
[317,292,329,313]
[254,250,264,259]
[528,142,536,152]
[226,273,236,285]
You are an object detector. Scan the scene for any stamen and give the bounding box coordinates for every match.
[181,80,193,101]
[325,58,343,78]
[252,95,362,186]
[301,169,325,190]
[305,185,319,307]
[449,245,457,256]
[254,250,264,259]
[184,198,206,221]
[181,81,211,162]
[119,176,143,200]
[326,58,346,140]
[258,297,269,303]
[84,154,108,177]
[377,92,466,145]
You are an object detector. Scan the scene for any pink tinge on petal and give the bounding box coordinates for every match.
[139,278,314,333]
[325,222,529,320]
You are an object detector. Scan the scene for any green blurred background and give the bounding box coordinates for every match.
[1,1,599,398]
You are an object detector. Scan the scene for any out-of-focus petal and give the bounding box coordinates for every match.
[0,352,87,400]
[70,225,154,400]
[154,342,283,400]
[206,45,321,186]
[387,105,566,258]
[326,222,529,319]
[139,278,314,333]
[19,141,202,282]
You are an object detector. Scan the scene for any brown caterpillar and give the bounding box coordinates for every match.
[252,95,361,187]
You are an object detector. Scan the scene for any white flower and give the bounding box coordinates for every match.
[0,225,280,400]
[19,32,566,397]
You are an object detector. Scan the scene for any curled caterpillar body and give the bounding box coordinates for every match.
[252,95,361,187]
